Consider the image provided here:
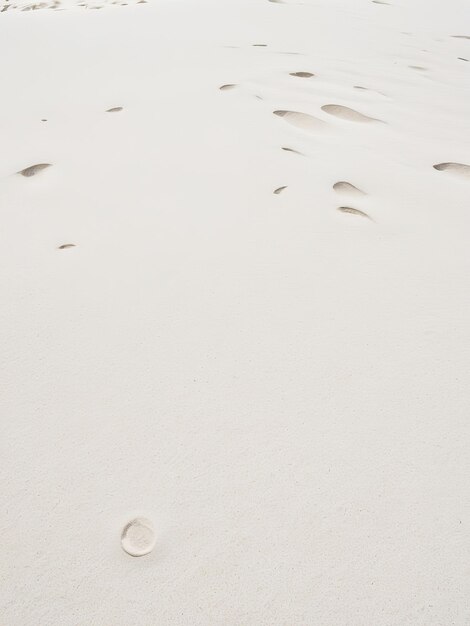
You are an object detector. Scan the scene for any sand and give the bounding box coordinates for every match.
[1,0,470,624]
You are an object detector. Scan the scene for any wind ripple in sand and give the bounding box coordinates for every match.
[433,162,470,179]
[333,181,365,196]
[321,104,381,123]
[18,163,52,177]
[274,110,326,131]
[338,206,372,220]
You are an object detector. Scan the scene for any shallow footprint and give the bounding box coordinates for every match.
[337,206,372,220]
[433,162,470,179]
[57,244,76,249]
[321,104,381,123]
[333,181,365,196]
[289,71,314,78]
[219,84,237,90]
[106,106,123,113]
[18,163,51,177]
[274,186,287,194]
[274,110,326,131]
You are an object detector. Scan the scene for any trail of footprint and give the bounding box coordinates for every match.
[106,107,123,112]
[337,206,372,220]
[57,244,76,249]
[333,181,365,196]
[274,186,287,194]
[290,71,314,78]
[433,162,470,179]
[274,110,326,131]
[321,104,381,123]
[18,163,51,177]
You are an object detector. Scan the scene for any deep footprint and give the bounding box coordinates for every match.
[333,181,365,196]
[338,206,372,220]
[321,104,381,123]
[18,163,52,177]
[433,162,470,179]
[289,71,314,78]
[274,110,326,131]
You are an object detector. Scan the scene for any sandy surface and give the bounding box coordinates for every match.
[1,0,470,624]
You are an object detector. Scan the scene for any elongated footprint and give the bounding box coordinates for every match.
[433,162,470,179]
[274,110,326,131]
[321,104,381,123]
[338,206,372,220]
[333,181,365,196]
[18,163,52,177]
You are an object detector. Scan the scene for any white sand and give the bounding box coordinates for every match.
[1,0,470,623]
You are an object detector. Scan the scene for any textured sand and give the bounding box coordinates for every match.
[1,0,470,624]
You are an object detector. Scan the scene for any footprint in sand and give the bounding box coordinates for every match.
[57,244,76,249]
[274,186,287,194]
[121,518,156,557]
[458,57,469,62]
[433,162,470,179]
[289,71,314,78]
[451,35,470,40]
[372,0,390,4]
[274,110,326,131]
[321,104,381,123]
[409,65,427,71]
[219,84,237,91]
[337,206,372,220]
[253,44,268,47]
[333,181,365,196]
[106,106,123,113]
[281,146,304,155]
[18,163,51,177]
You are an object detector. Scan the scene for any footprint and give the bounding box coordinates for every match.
[274,110,326,131]
[121,517,156,557]
[281,146,304,155]
[433,162,470,179]
[106,107,123,113]
[321,104,381,123]
[219,84,236,90]
[458,57,469,62]
[372,0,390,4]
[451,35,470,40]
[41,119,47,122]
[289,71,314,78]
[18,163,52,177]
[274,186,287,194]
[253,44,267,47]
[337,206,372,220]
[333,181,365,196]
[57,244,76,249]
[409,65,427,71]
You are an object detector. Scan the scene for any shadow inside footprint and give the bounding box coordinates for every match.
[321,104,381,123]
[274,186,287,194]
[338,206,372,220]
[58,244,76,249]
[106,107,123,113]
[18,163,52,177]
[219,84,237,90]
[274,109,325,131]
[433,162,470,179]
